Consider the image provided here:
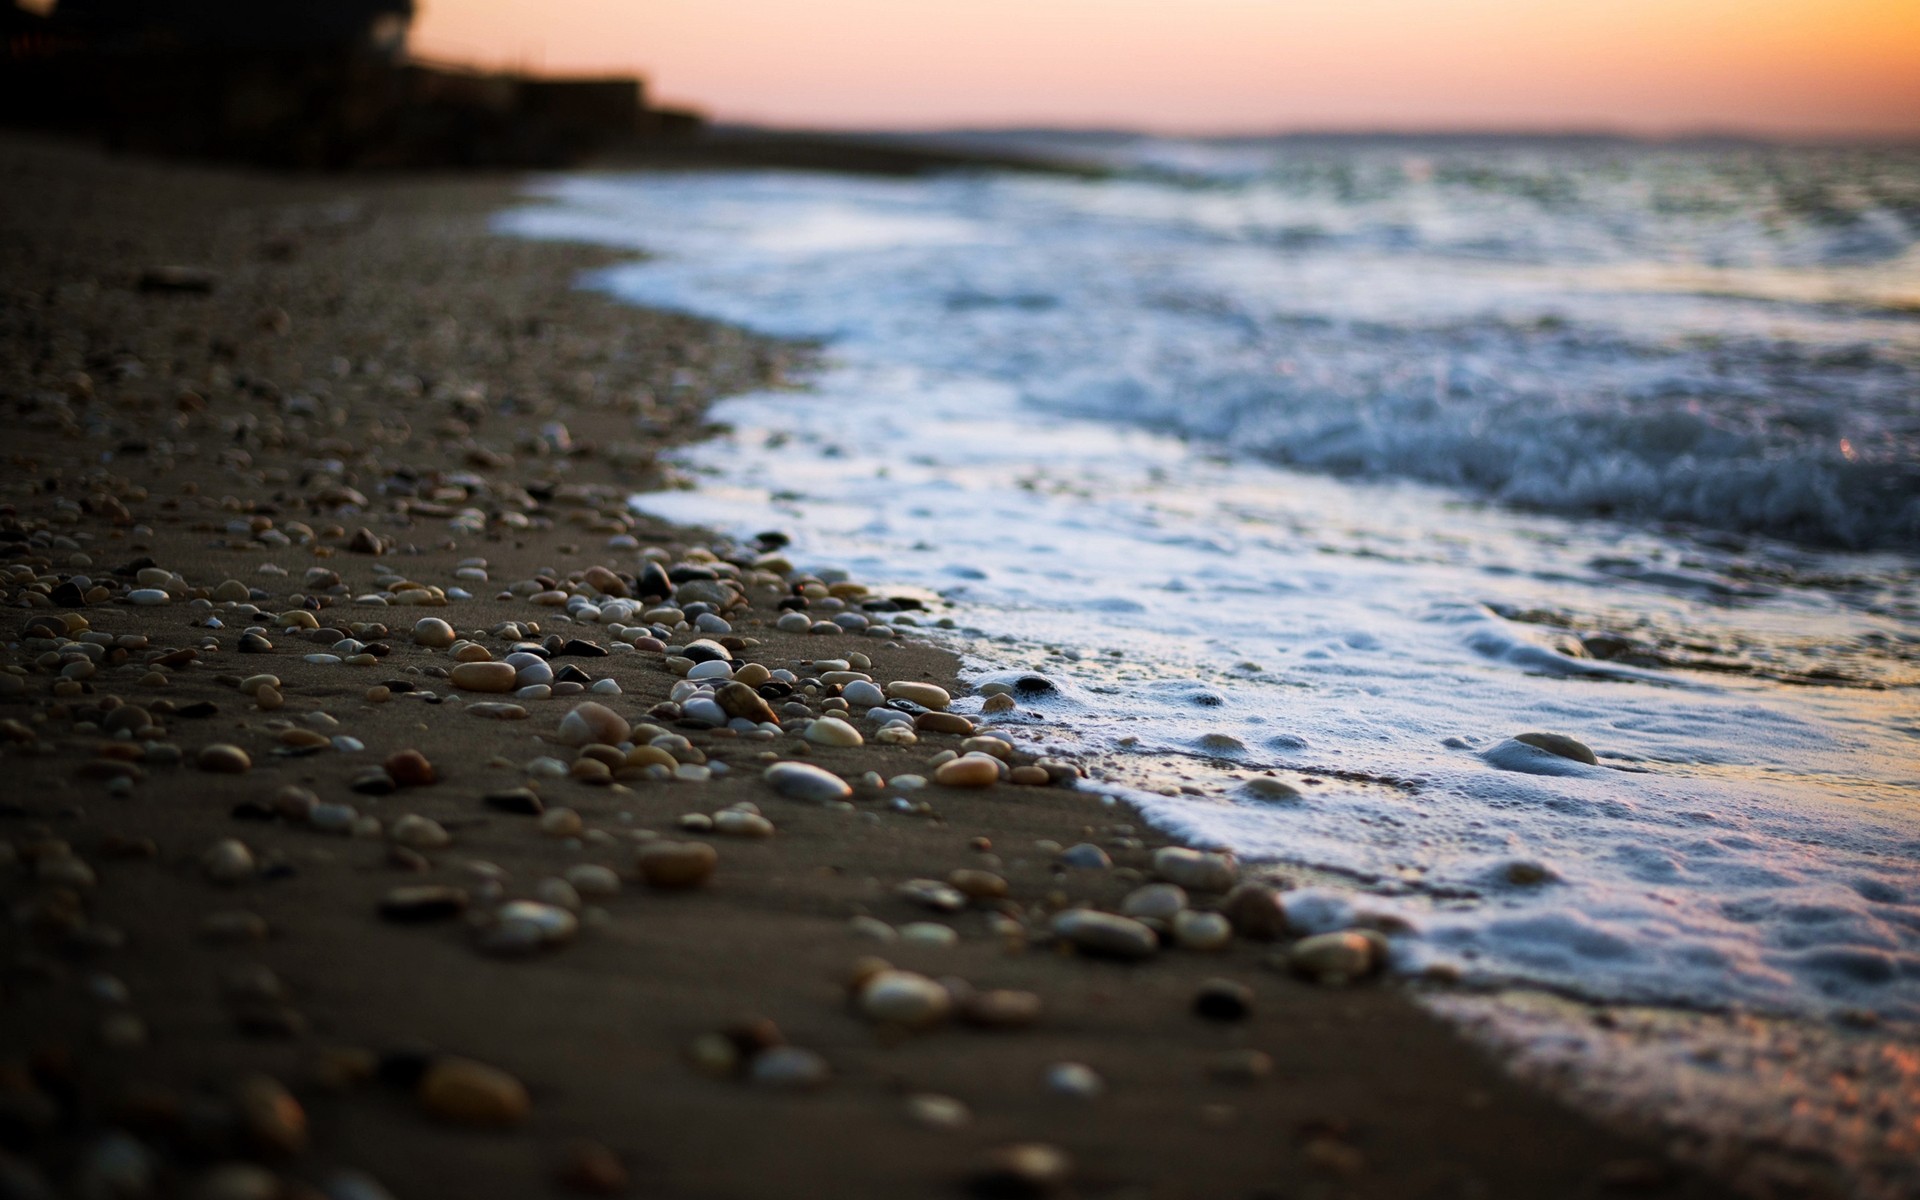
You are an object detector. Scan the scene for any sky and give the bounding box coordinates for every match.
[411,0,1920,139]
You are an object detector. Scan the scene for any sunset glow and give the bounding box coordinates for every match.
[410,0,1920,137]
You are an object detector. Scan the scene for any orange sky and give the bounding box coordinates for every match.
[411,0,1920,138]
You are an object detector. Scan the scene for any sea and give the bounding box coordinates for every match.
[498,136,1920,1034]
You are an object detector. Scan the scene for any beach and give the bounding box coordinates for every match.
[1,132,1903,1200]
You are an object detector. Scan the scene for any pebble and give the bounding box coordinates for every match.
[959,989,1043,1029]
[1051,909,1158,960]
[418,1057,530,1126]
[1287,931,1381,984]
[884,681,950,710]
[897,878,967,912]
[539,807,583,837]
[557,1139,629,1195]
[713,810,774,838]
[388,814,451,849]
[1219,883,1289,940]
[933,753,1000,788]
[899,922,959,947]
[947,868,1008,900]
[858,970,951,1029]
[235,1073,308,1156]
[384,750,436,787]
[970,1144,1073,1198]
[128,588,171,606]
[1514,731,1599,764]
[201,838,256,884]
[906,1093,972,1130]
[1045,1062,1104,1099]
[804,716,864,747]
[1173,910,1234,951]
[564,864,622,897]
[840,679,886,708]
[449,661,517,692]
[198,744,252,773]
[748,1046,830,1091]
[1121,883,1187,921]
[412,617,457,648]
[763,760,852,803]
[635,840,717,889]
[378,886,469,923]
[1205,1048,1274,1083]
[490,900,579,948]
[558,701,629,747]
[1192,978,1254,1021]
[1152,847,1237,892]
[1056,843,1112,870]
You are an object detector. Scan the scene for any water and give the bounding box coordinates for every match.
[499,140,1920,1026]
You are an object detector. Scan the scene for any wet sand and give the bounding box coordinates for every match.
[0,135,1736,1200]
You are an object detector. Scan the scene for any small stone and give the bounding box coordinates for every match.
[934,753,1000,787]
[1219,883,1288,941]
[1051,910,1157,960]
[198,744,252,773]
[379,886,469,923]
[539,807,583,837]
[763,760,852,803]
[1192,978,1254,1021]
[581,565,628,598]
[1204,1048,1273,1083]
[128,588,171,606]
[915,711,975,736]
[564,864,621,897]
[1045,1062,1104,1099]
[1514,731,1599,764]
[347,528,383,555]
[558,701,629,747]
[959,989,1043,1029]
[635,840,717,889]
[1172,910,1233,951]
[389,814,451,849]
[1056,843,1111,870]
[897,878,967,912]
[484,788,544,815]
[748,1046,830,1091]
[1152,847,1237,892]
[947,869,1008,900]
[1121,883,1187,921]
[970,1144,1073,1199]
[1287,931,1380,984]
[858,970,951,1029]
[557,1139,628,1195]
[449,661,517,693]
[906,1093,972,1130]
[712,810,774,838]
[804,716,863,747]
[235,1073,307,1156]
[202,838,255,884]
[383,750,436,787]
[489,900,578,949]
[412,618,456,648]
[884,681,950,710]
[418,1057,530,1126]
[710,681,774,725]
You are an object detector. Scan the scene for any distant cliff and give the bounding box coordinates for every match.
[0,0,700,169]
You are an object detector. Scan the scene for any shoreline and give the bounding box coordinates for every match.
[0,135,1741,1200]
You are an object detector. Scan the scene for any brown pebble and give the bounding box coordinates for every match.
[449,661,516,693]
[635,841,717,890]
[418,1057,530,1127]
[959,989,1043,1030]
[557,1139,629,1195]
[365,686,391,704]
[234,1073,307,1156]
[383,750,436,787]
[1220,883,1289,941]
[934,754,1000,788]
[947,868,1008,900]
[197,744,252,773]
[915,711,975,736]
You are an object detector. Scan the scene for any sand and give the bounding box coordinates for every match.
[0,135,1736,1200]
